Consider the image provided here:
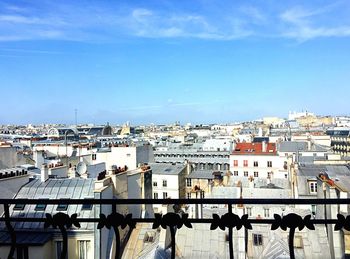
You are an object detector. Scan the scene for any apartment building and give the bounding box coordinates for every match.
[326,128,350,157]
[150,163,187,213]
[230,142,288,180]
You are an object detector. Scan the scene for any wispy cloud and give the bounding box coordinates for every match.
[0,2,255,42]
[125,7,252,40]
[0,14,39,24]
[0,1,349,42]
[279,3,350,41]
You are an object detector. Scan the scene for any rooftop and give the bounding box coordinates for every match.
[232,142,277,155]
[0,167,28,180]
[186,170,216,179]
[150,163,186,175]
[7,178,95,230]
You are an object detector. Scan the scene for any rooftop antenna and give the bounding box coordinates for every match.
[76,161,87,177]
[75,109,78,126]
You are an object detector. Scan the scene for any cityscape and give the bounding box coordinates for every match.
[1,112,350,258]
[1,0,350,259]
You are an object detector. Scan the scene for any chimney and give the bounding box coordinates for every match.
[208,181,213,195]
[248,176,254,188]
[41,163,49,182]
[267,175,271,185]
[223,174,228,186]
[185,159,192,175]
[262,141,267,153]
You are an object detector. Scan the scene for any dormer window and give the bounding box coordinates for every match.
[13,204,26,210]
[309,181,317,194]
[35,204,47,211]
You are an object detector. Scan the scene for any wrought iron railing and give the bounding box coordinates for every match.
[1,198,350,259]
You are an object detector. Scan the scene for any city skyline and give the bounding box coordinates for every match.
[0,0,350,124]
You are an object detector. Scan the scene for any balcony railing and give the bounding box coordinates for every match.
[1,198,350,259]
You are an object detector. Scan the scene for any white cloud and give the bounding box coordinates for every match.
[0,2,349,42]
[279,4,350,41]
[132,8,153,21]
[126,8,253,40]
[0,14,40,24]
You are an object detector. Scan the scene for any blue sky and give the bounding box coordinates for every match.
[0,0,349,125]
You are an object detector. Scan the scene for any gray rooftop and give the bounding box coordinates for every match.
[7,178,95,231]
[278,141,330,153]
[175,223,230,259]
[243,187,291,199]
[298,165,350,178]
[186,170,216,179]
[297,164,350,194]
[278,142,308,152]
[0,231,51,245]
[211,186,239,198]
[150,163,186,175]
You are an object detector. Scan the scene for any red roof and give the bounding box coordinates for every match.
[232,142,276,155]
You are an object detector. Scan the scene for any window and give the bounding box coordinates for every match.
[200,191,205,199]
[144,231,156,243]
[13,204,25,210]
[35,203,47,211]
[254,171,258,177]
[187,193,191,199]
[56,204,68,211]
[267,161,272,167]
[153,192,158,199]
[78,240,91,259]
[234,171,238,176]
[56,199,69,211]
[294,236,303,248]
[253,234,263,246]
[153,181,157,187]
[267,172,272,179]
[253,161,258,167]
[80,198,93,210]
[244,171,248,177]
[56,241,63,259]
[92,154,96,160]
[309,182,317,193]
[345,234,350,254]
[162,180,167,187]
[163,192,168,199]
[233,160,238,167]
[186,178,192,187]
[82,203,93,210]
[264,208,270,217]
[243,160,248,167]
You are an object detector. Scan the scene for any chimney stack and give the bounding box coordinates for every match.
[41,163,49,182]
[262,141,267,152]
[248,176,254,188]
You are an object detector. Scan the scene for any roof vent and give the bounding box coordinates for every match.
[143,231,156,243]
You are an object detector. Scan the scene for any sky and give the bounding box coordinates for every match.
[0,0,349,125]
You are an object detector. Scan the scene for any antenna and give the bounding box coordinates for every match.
[75,108,78,126]
[76,161,87,176]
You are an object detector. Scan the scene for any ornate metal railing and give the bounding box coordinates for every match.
[1,198,350,259]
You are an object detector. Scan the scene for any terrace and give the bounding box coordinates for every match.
[1,198,350,259]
